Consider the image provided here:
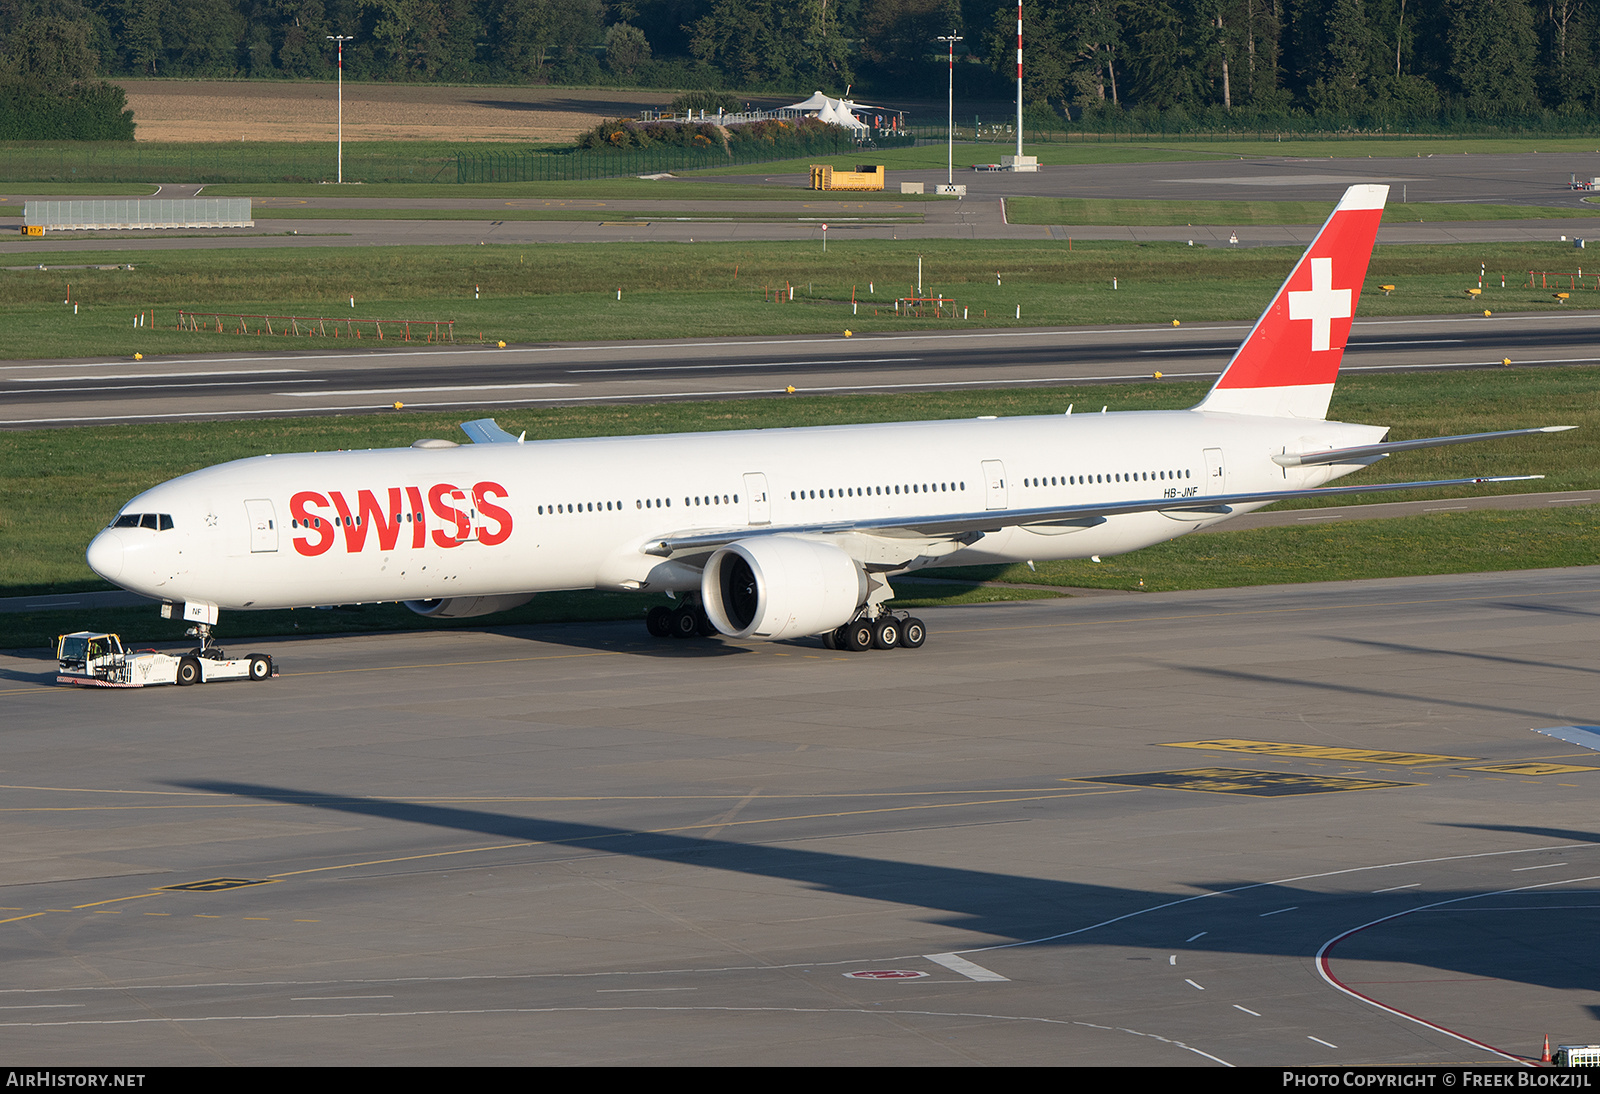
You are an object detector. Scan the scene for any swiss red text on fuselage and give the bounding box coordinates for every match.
[290,482,512,557]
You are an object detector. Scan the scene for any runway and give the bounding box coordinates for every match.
[1,567,1596,1065]
[6,310,1600,428]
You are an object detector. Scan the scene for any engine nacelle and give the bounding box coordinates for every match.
[404,594,536,619]
[702,536,866,641]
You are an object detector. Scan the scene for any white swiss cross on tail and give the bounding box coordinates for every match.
[1197,184,1387,420]
[1289,257,1352,352]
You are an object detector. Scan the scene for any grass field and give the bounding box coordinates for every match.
[3,238,1592,360]
[1004,198,1600,226]
[238,198,1597,227]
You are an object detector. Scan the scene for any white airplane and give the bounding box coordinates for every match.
[87,184,1566,654]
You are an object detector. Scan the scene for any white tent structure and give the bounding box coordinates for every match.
[783,92,873,130]
[818,98,869,130]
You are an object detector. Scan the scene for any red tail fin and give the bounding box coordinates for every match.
[1195,184,1387,419]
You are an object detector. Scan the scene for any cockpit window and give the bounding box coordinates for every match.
[111,513,175,531]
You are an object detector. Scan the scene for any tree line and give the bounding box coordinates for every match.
[2,0,1598,136]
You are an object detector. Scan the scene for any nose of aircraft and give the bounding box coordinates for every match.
[86,530,124,582]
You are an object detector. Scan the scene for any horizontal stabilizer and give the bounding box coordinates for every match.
[1272,426,1575,467]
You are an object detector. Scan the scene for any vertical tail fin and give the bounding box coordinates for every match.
[1194,184,1388,420]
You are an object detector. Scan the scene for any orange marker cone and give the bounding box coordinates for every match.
[1542,1035,1552,1065]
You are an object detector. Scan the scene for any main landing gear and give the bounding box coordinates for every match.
[643,600,928,651]
[645,602,716,640]
[820,611,927,653]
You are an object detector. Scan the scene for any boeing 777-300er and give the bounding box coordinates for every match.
[87,184,1568,655]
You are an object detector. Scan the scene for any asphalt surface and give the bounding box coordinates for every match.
[2,568,1596,1065]
[5,310,1598,428]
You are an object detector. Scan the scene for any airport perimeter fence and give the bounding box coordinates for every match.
[454,132,861,183]
[903,113,1600,145]
[0,142,459,184]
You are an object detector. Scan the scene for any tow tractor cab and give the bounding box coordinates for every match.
[55,630,276,688]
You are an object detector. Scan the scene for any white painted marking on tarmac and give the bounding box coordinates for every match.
[291,995,393,1000]
[1185,932,1207,942]
[1353,339,1463,346]
[1308,1036,1338,1048]
[1185,979,1205,990]
[924,953,1009,982]
[15,380,326,394]
[11,370,306,381]
[1423,505,1469,512]
[1372,883,1420,893]
[1512,862,1568,871]
[1315,873,1600,1063]
[1139,346,1232,354]
[280,383,571,396]
[1233,1005,1260,1016]
[595,988,698,993]
[569,357,922,374]
[1259,906,1297,917]
[1168,955,1176,965]
[0,1004,84,1010]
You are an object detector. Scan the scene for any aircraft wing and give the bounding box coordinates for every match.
[1533,725,1600,752]
[643,473,1543,557]
[1273,426,1573,467]
[460,418,525,444]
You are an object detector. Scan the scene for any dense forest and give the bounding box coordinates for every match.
[2,0,1599,130]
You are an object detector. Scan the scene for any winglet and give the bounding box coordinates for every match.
[1195,184,1388,420]
[459,418,521,444]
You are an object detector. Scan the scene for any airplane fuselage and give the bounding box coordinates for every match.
[89,409,1385,614]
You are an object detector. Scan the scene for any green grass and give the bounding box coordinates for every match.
[204,179,930,201]
[3,238,1594,360]
[1005,198,1600,227]
[0,184,161,197]
[933,507,1598,593]
[248,205,923,222]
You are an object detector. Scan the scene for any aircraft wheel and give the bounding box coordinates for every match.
[176,658,201,686]
[872,617,900,650]
[646,606,674,638]
[900,617,927,649]
[695,607,719,637]
[842,620,874,652]
[248,656,271,680]
[820,629,839,650]
[670,606,700,639]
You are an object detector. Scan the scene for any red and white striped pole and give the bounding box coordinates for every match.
[1015,1,1023,160]
[327,35,353,184]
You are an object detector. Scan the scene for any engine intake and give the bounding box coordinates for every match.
[701,536,866,641]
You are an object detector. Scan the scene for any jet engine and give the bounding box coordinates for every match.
[404,594,536,619]
[701,536,866,641]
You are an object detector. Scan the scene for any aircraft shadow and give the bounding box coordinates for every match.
[172,778,1600,995]
[1165,662,1582,723]
[1328,636,1600,678]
